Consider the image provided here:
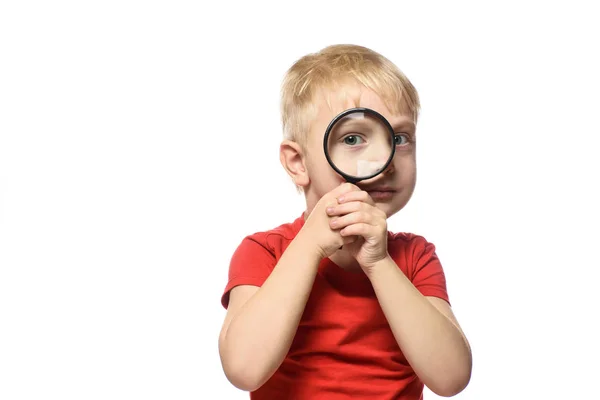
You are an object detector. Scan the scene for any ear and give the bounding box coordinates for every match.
[279,139,310,188]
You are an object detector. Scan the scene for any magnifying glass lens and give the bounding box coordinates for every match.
[325,110,394,181]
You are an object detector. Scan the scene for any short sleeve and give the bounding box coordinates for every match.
[410,236,450,304]
[220,235,276,309]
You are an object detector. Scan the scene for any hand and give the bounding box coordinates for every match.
[325,190,389,271]
[299,183,361,259]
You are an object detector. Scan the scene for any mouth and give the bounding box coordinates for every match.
[363,187,397,200]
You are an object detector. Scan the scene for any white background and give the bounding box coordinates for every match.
[1,1,599,399]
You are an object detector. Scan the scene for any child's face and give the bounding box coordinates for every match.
[304,85,417,217]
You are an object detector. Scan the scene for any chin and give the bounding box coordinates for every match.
[377,198,409,218]
[374,203,395,218]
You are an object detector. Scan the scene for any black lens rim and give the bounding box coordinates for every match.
[323,107,396,184]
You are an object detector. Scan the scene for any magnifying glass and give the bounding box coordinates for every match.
[323,107,395,184]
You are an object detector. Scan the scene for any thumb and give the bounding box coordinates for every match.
[343,235,358,245]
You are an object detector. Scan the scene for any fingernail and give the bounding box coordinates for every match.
[326,207,334,214]
[337,196,344,203]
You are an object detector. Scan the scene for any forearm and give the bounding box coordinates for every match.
[367,257,472,396]
[221,233,321,389]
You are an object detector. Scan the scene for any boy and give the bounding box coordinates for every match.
[218,44,472,399]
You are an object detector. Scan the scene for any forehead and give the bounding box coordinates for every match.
[312,84,415,135]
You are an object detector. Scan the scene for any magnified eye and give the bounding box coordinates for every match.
[343,135,364,145]
[394,134,409,146]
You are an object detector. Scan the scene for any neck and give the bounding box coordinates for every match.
[329,249,362,272]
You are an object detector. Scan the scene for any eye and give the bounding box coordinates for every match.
[394,134,410,146]
[343,135,364,146]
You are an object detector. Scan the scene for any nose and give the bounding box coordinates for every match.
[382,158,395,175]
[356,160,395,186]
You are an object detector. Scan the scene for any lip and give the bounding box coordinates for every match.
[364,186,396,192]
[365,186,396,192]
[365,187,397,201]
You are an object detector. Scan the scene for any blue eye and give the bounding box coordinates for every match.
[343,135,364,145]
[394,134,409,146]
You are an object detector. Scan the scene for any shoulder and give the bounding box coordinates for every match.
[222,215,304,309]
[237,214,304,258]
[387,231,436,252]
[386,231,442,277]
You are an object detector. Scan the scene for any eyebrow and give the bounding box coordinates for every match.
[333,119,371,130]
[391,121,416,133]
[334,116,416,134]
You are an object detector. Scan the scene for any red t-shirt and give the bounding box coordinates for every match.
[221,214,450,399]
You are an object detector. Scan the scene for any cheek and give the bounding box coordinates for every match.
[394,155,416,176]
[312,158,347,190]
[307,154,338,179]
[306,153,328,174]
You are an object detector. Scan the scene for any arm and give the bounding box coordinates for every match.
[326,188,472,396]
[219,183,361,391]
[366,257,472,397]
[218,232,321,391]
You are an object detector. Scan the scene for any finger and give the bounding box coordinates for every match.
[336,190,375,206]
[339,235,359,251]
[343,235,358,245]
[332,182,361,197]
[326,200,371,216]
[330,210,375,230]
[340,223,375,239]
[331,194,386,220]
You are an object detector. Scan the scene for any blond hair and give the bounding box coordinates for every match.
[280,44,420,148]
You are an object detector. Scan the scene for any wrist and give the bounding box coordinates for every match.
[363,254,395,280]
[294,229,325,264]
